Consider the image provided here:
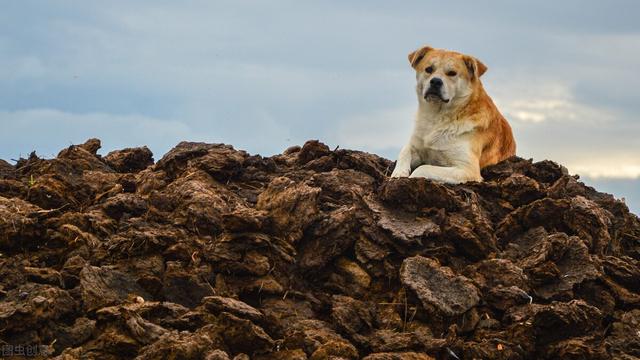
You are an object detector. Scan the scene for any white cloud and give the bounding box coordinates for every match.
[572,163,640,179]
[490,77,614,125]
[564,152,640,179]
[483,75,640,179]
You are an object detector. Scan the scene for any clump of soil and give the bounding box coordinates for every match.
[1,138,639,360]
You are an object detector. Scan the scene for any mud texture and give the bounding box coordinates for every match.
[1,139,639,359]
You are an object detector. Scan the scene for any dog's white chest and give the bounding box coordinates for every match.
[416,117,474,148]
[421,125,459,149]
[411,117,476,166]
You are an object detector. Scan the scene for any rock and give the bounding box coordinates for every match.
[51,317,97,352]
[481,157,568,185]
[122,308,169,344]
[260,298,315,337]
[155,142,237,180]
[602,255,640,292]
[309,169,376,204]
[101,193,149,220]
[202,296,264,322]
[533,300,603,345]
[221,207,267,233]
[298,206,360,270]
[443,211,496,260]
[0,196,45,251]
[0,283,77,334]
[0,139,639,358]
[55,140,108,171]
[333,149,395,182]
[159,171,244,234]
[23,266,63,286]
[365,330,421,353]
[0,178,27,198]
[218,312,275,355]
[192,146,246,181]
[326,257,372,295]
[497,196,613,255]
[256,177,320,243]
[605,309,640,358]
[366,197,441,246]
[80,265,150,311]
[469,258,529,291]
[83,326,140,358]
[330,295,374,336]
[379,178,460,212]
[296,140,331,165]
[542,336,609,360]
[162,262,214,308]
[485,285,532,311]
[136,325,225,360]
[0,159,14,178]
[400,256,479,317]
[105,146,154,173]
[505,229,600,300]
[495,173,545,207]
[282,319,356,356]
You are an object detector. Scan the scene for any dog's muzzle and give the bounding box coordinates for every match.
[424,77,449,103]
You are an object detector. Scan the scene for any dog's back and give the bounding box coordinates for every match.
[468,86,516,168]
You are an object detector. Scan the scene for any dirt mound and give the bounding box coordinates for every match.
[1,138,639,359]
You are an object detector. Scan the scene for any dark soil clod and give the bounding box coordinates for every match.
[0,139,639,359]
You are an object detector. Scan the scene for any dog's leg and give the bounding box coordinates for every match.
[409,164,481,184]
[391,144,415,177]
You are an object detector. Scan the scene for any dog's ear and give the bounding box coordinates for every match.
[408,46,433,69]
[464,55,488,79]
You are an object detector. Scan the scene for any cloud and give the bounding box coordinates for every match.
[487,76,639,179]
[490,76,614,124]
[569,156,640,179]
[501,97,611,125]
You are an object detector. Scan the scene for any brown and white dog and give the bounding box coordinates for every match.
[390,45,516,183]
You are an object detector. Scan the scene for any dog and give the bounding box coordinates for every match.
[390,45,516,183]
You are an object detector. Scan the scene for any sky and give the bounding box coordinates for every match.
[1,1,639,214]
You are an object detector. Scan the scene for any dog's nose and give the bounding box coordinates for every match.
[430,77,443,88]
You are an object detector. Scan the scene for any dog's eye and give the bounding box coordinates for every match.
[425,66,433,74]
[447,70,457,76]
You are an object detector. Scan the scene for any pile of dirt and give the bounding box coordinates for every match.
[1,138,639,360]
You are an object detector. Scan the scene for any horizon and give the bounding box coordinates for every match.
[1,1,638,213]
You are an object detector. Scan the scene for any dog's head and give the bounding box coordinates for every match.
[408,45,487,107]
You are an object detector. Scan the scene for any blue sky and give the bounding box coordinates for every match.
[1,1,639,213]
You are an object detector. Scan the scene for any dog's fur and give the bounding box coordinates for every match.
[391,45,516,183]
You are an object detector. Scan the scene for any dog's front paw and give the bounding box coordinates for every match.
[390,167,411,178]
